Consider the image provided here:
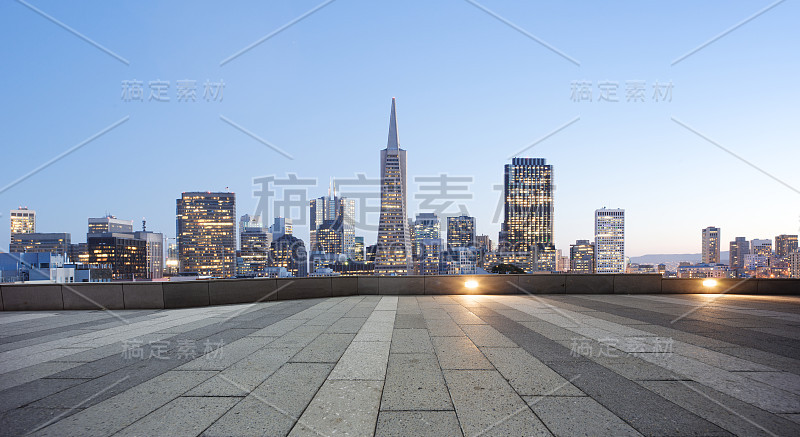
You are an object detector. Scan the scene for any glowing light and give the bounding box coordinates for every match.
[702,279,717,287]
[465,280,479,289]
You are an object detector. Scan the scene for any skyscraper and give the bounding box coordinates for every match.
[729,237,749,272]
[353,236,365,262]
[238,215,271,277]
[570,240,595,274]
[475,235,492,252]
[134,227,164,280]
[309,184,356,259]
[269,217,293,240]
[775,235,798,259]
[751,239,772,257]
[176,192,236,278]
[595,208,625,274]
[501,158,553,252]
[271,234,307,277]
[10,207,35,235]
[413,213,440,260]
[701,226,721,264]
[789,251,800,279]
[447,215,476,249]
[375,98,412,275]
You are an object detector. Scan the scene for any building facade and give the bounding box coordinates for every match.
[701,226,721,264]
[88,216,134,234]
[751,239,772,257]
[10,232,71,255]
[729,237,749,272]
[133,230,164,279]
[412,213,440,260]
[269,217,293,240]
[789,251,800,279]
[775,235,798,259]
[10,207,35,235]
[447,215,476,249]
[88,233,147,280]
[570,239,595,274]
[595,208,625,274]
[238,220,271,277]
[309,187,356,259]
[271,234,307,278]
[501,158,553,252]
[375,98,413,275]
[176,192,236,278]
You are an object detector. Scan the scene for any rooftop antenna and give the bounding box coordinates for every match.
[142,217,146,232]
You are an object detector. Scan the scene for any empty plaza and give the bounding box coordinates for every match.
[1,293,799,436]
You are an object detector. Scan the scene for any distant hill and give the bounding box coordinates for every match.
[630,252,730,266]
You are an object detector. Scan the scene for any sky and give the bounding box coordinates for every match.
[1,0,798,257]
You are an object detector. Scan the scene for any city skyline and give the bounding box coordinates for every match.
[1,1,798,257]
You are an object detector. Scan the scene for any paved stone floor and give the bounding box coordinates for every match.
[1,294,799,436]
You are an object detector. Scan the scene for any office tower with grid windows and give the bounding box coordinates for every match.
[570,239,595,274]
[501,158,553,252]
[729,237,749,272]
[375,98,412,275]
[309,184,356,260]
[702,226,721,264]
[10,207,35,235]
[595,208,625,274]
[447,215,476,249]
[176,192,236,278]
[775,234,798,259]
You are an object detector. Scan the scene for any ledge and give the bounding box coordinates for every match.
[1,275,797,310]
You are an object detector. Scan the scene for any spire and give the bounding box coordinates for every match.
[387,97,399,149]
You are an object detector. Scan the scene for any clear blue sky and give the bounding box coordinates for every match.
[1,0,798,257]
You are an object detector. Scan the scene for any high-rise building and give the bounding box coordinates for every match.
[176,192,236,278]
[375,98,412,275]
[444,247,477,275]
[570,240,595,274]
[68,242,89,264]
[313,216,344,258]
[134,230,164,280]
[751,239,772,257]
[238,219,271,277]
[534,244,558,272]
[419,238,443,276]
[269,217,293,240]
[10,232,70,255]
[789,251,800,279]
[595,208,625,274]
[475,235,492,252]
[88,216,134,234]
[165,241,179,275]
[701,226,721,264]
[10,207,35,235]
[309,186,356,259]
[88,233,147,280]
[271,234,307,277]
[501,158,553,252]
[447,215,476,249]
[729,237,750,271]
[413,213,440,260]
[775,235,798,259]
[353,236,365,262]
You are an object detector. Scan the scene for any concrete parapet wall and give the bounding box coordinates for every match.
[1,275,797,310]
